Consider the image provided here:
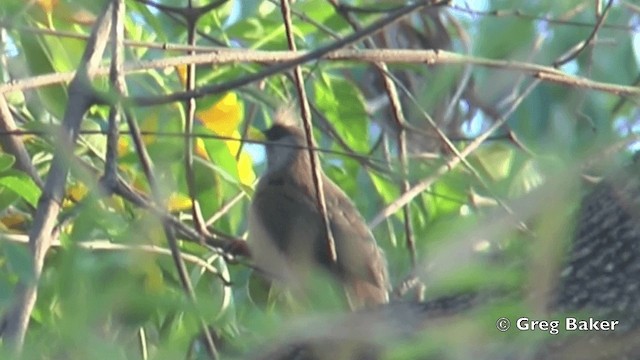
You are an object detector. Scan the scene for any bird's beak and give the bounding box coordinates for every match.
[246,126,266,143]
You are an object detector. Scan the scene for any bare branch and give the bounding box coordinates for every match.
[2,49,638,98]
[1,1,113,350]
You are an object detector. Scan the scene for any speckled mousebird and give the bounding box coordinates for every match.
[248,115,390,309]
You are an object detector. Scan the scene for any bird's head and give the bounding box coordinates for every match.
[262,124,308,174]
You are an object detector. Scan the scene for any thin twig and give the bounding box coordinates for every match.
[327,0,417,268]
[369,80,541,229]
[449,4,633,32]
[553,0,614,67]
[157,1,222,354]
[0,128,389,171]
[128,0,450,106]
[1,234,229,283]
[280,0,338,262]
[0,96,43,188]
[205,191,247,228]
[181,0,210,237]
[104,0,126,187]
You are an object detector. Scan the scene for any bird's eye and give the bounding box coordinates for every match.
[264,125,291,141]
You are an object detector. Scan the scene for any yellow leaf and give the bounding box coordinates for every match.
[196,93,256,186]
[62,182,88,208]
[167,193,193,212]
[36,0,58,14]
[175,64,187,86]
[225,130,242,155]
[129,254,165,294]
[0,212,27,229]
[105,195,126,213]
[226,130,256,186]
[67,182,88,202]
[118,137,130,157]
[131,173,150,195]
[195,137,210,160]
[198,92,242,136]
[140,114,159,145]
[246,127,266,142]
[143,261,164,293]
[238,151,256,186]
[135,213,165,245]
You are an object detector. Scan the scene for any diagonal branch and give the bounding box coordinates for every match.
[369,80,541,229]
[327,0,417,271]
[109,2,220,357]
[1,1,113,351]
[0,96,43,188]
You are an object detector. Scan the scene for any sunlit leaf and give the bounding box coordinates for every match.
[141,113,159,145]
[67,182,88,202]
[175,63,188,86]
[198,92,243,136]
[196,93,256,186]
[35,0,57,26]
[369,172,399,204]
[142,261,165,293]
[195,137,210,160]
[117,137,130,157]
[0,170,41,207]
[199,126,240,181]
[19,29,68,119]
[167,192,192,212]
[473,143,515,181]
[314,77,368,153]
[237,150,256,186]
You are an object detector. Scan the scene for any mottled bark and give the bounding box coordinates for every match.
[545,162,640,359]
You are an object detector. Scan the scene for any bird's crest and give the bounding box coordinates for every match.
[273,105,300,127]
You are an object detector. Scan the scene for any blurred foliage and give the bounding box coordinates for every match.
[0,0,639,358]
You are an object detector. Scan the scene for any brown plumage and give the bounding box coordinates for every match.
[248,123,389,309]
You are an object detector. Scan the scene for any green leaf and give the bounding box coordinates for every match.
[369,172,399,204]
[474,143,515,181]
[78,120,107,159]
[313,76,368,153]
[476,16,534,59]
[0,154,16,173]
[2,241,35,283]
[19,25,69,119]
[0,170,42,207]
[0,187,20,211]
[427,178,465,219]
[199,127,240,183]
[509,159,545,196]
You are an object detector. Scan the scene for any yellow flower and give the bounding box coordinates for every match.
[196,92,256,186]
[198,92,242,136]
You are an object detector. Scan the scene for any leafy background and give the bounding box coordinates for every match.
[0,0,639,358]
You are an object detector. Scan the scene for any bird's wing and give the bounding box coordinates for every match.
[250,172,390,307]
[321,178,390,300]
[249,174,323,258]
